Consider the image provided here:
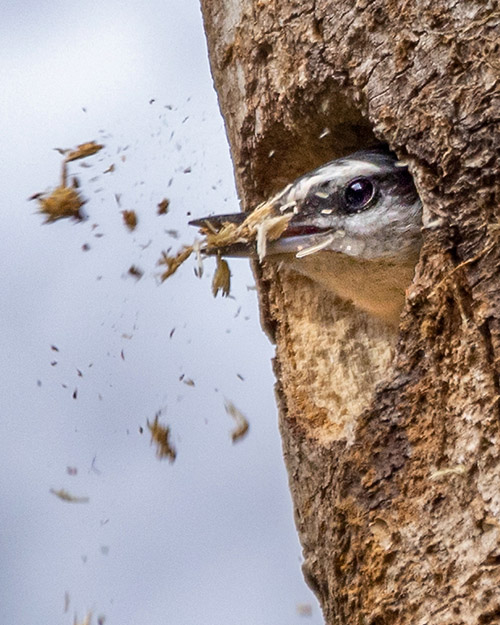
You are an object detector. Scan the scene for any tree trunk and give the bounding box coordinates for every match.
[199,1,500,623]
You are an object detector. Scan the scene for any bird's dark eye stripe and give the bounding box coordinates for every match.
[344,177,375,212]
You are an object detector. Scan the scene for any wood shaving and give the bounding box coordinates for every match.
[212,256,231,297]
[255,215,292,261]
[159,195,292,288]
[157,198,170,214]
[193,239,203,277]
[35,185,85,223]
[31,140,105,223]
[73,612,93,625]
[128,265,144,280]
[65,141,104,162]
[121,210,138,231]
[430,465,467,480]
[224,399,249,443]
[295,233,336,258]
[203,200,292,254]
[50,488,89,503]
[158,246,194,282]
[147,414,176,462]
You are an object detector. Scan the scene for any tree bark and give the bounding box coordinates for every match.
[199,1,500,623]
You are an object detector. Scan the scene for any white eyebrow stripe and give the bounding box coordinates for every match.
[284,160,383,203]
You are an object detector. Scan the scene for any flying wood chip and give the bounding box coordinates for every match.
[50,488,89,503]
[128,265,144,280]
[73,612,93,625]
[212,256,231,297]
[65,141,104,162]
[158,246,194,282]
[35,185,85,223]
[31,140,105,224]
[157,198,170,215]
[121,210,138,231]
[147,414,177,462]
[224,399,249,443]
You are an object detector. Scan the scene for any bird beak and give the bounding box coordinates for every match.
[188,213,254,257]
[189,212,334,258]
[188,213,247,230]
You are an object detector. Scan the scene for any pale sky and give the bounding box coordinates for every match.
[0,2,322,624]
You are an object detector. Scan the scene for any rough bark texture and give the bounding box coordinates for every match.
[199,1,500,623]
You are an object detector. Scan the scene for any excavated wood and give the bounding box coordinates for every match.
[200,0,500,623]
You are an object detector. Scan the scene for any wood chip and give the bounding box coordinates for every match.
[35,185,85,223]
[158,246,194,281]
[65,141,104,162]
[121,210,138,231]
[157,198,170,215]
[159,194,292,288]
[128,265,144,280]
[212,256,231,297]
[147,414,177,462]
[50,488,89,503]
[224,399,249,443]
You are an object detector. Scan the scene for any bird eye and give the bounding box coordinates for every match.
[344,177,375,212]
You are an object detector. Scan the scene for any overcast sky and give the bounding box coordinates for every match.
[0,2,322,624]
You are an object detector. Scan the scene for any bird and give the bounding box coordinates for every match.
[189,147,422,325]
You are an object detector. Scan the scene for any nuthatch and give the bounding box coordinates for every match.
[190,147,422,325]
